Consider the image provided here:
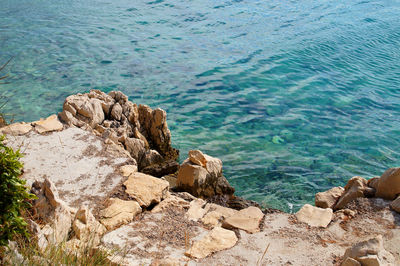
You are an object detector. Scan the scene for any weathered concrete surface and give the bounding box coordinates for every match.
[5,127,135,208]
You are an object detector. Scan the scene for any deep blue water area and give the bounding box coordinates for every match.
[1,0,400,211]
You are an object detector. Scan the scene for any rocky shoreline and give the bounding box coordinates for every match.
[1,90,399,265]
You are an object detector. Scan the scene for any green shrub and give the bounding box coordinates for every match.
[0,135,36,247]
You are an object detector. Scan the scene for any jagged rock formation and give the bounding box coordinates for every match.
[58,90,179,175]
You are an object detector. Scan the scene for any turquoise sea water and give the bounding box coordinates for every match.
[1,0,400,211]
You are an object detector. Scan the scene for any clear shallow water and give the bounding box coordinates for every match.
[1,0,400,211]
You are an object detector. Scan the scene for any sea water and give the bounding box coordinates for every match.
[1,0,400,211]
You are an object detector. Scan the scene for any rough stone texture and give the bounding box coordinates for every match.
[185,227,238,259]
[32,114,63,134]
[390,196,400,213]
[222,206,264,233]
[6,127,133,208]
[72,206,106,245]
[30,178,75,244]
[0,122,32,135]
[58,90,179,174]
[124,172,169,207]
[151,195,190,213]
[335,177,374,210]
[201,203,238,227]
[315,186,344,209]
[295,204,333,228]
[141,159,180,178]
[177,150,234,198]
[342,235,395,266]
[374,167,400,200]
[341,257,362,266]
[186,198,208,222]
[99,198,142,230]
[120,164,138,176]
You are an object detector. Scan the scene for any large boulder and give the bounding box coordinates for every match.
[58,90,179,175]
[315,186,344,209]
[335,177,374,210]
[177,150,234,198]
[373,168,400,200]
[123,172,169,208]
[185,227,238,259]
[295,204,333,228]
[341,235,395,266]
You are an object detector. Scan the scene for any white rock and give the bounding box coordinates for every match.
[123,172,169,207]
[185,227,238,259]
[99,198,142,230]
[120,164,138,177]
[295,204,333,228]
[222,206,264,233]
[186,199,208,221]
[32,114,63,134]
[0,122,32,135]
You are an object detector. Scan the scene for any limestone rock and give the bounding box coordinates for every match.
[124,137,146,162]
[222,206,264,233]
[341,257,361,266]
[335,177,374,210]
[315,186,344,209]
[295,204,333,228]
[99,198,141,230]
[72,206,106,245]
[142,160,180,178]
[30,178,75,244]
[151,195,190,213]
[202,203,238,226]
[342,235,395,266]
[186,198,208,221]
[32,114,63,134]
[390,196,400,213]
[0,122,32,135]
[120,164,138,177]
[185,227,238,259]
[374,167,400,200]
[110,103,123,121]
[139,149,164,170]
[177,151,234,198]
[123,172,169,207]
[59,94,105,127]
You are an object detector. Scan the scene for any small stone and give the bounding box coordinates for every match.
[186,198,208,222]
[99,198,141,230]
[357,255,380,266]
[0,122,32,135]
[32,114,63,134]
[390,196,400,213]
[295,204,333,228]
[185,227,238,259]
[315,186,344,209]
[341,257,361,266]
[151,195,190,213]
[124,172,169,207]
[222,206,264,233]
[202,211,224,227]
